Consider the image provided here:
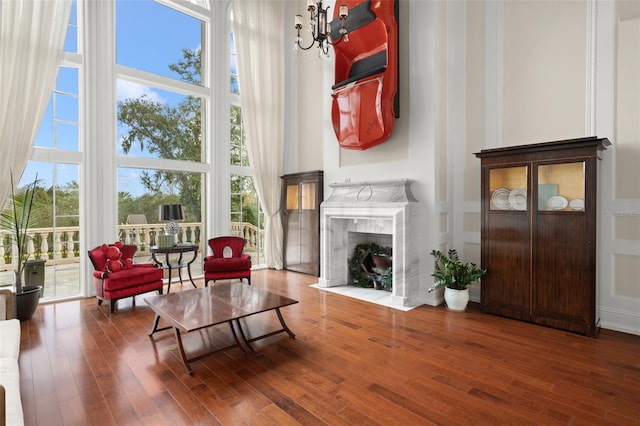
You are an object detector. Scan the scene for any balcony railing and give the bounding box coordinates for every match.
[0,221,264,272]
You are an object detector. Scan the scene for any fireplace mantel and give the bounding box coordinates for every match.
[319,179,422,308]
[324,179,417,204]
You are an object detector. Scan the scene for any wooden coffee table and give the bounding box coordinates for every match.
[144,283,299,373]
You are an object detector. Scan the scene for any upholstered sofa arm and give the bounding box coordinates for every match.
[0,289,15,320]
[93,270,107,279]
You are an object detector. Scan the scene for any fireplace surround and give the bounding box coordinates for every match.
[318,179,422,308]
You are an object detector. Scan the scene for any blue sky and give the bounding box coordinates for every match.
[28,0,208,197]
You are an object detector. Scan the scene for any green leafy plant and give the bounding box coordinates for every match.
[428,249,486,292]
[0,172,40,293]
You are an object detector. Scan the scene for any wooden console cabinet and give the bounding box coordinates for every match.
[281,171,323,276]
[475,137,610,336]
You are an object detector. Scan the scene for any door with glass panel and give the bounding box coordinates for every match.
[281,171,323,276]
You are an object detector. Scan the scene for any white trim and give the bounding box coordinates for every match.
[599,306,640,336]
[447,1,465,253]
[116,65,210,98]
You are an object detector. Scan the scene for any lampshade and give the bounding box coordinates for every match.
[159,204,184,221]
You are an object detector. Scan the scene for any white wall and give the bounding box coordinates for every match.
[289,0,640,334]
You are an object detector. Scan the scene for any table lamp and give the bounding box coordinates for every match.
[159,204,184,242]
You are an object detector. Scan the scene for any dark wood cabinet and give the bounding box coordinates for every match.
[281,171,323,276]
[475,137,610,336]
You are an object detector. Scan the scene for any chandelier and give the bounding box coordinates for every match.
[294,1,349,56]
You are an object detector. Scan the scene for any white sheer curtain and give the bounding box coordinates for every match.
[0,0,71,210]
[232,0,285,269]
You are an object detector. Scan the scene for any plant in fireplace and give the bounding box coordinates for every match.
[349,242,392,291]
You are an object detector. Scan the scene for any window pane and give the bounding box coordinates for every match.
[230,33,239,94]
[34,67,79,150]
[117,167,203,276]
[64,0,78,53]
[230,106,248,167]
[230,174,264,265]
[55,93,78,122]
[116,0,204,86]
[35,99,54,148]
[117,81,203,161]
[56,67,78,94]
[0,162,81,299]
[55,123,79,151]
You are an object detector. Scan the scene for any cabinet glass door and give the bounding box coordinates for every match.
[537,162,585,211]
[300,182,316,210]
[286,184,299,210]
[489,166,528,211]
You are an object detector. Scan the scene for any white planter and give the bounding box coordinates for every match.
[444,287,469,312]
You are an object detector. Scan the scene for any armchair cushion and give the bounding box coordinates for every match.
[101,267,163,292]
[204,256,251,272]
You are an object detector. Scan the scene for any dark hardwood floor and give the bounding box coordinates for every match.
[18,269,640,425]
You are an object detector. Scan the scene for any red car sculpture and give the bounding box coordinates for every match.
[330,0,398,150]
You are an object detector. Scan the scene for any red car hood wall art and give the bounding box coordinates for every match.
[330,0,398,150]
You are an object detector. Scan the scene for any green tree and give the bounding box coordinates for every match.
[117,48,203,221]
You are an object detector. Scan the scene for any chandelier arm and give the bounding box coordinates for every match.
[326,34,345,46]
[296,39,317,51]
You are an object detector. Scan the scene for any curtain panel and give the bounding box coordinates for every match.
[0,0,72,210]
[231,0,285,269]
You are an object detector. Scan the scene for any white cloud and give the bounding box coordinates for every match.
[117,80,165,104]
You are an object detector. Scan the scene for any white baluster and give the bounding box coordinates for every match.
[143,228,151,247]
[67,231,76,259]
[41,231,50,261]
[55,232,63,259]
[27,232,35,258]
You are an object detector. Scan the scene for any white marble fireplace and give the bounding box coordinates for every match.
[318,179,422,308]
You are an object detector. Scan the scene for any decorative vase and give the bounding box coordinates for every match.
[444,287,469,312]
[16,285,42,321]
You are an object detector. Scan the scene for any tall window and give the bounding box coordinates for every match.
[2,1,83,299]
[116,0,207,265]
[229,33,264,265]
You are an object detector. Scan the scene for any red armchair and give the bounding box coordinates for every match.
[88,242,163,313]
[203,236,252,286]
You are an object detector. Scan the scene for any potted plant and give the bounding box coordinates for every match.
[0,173,43,320]
[428,249,486,311]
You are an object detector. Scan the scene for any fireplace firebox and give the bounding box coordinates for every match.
[318,179,421,308]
